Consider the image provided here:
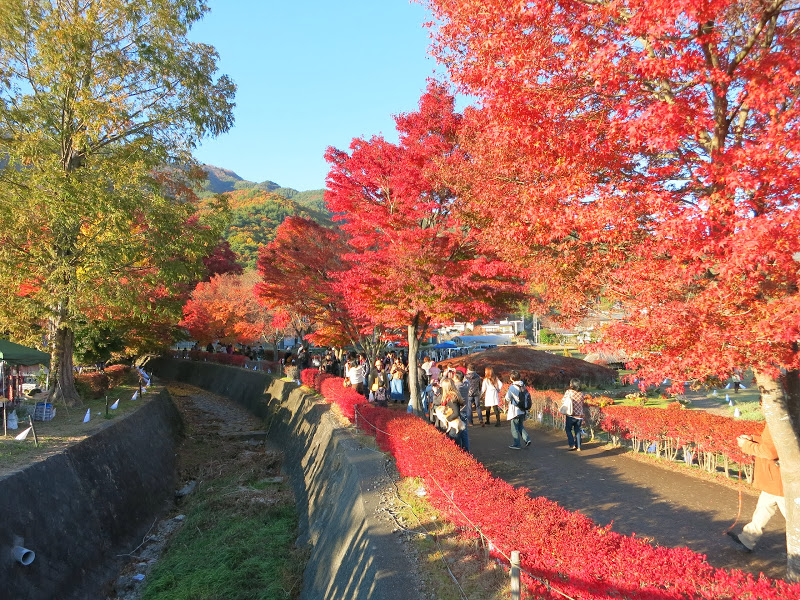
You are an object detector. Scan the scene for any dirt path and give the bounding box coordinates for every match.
[466,422,787,580]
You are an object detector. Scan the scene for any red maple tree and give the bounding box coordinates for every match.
[202,240,243,281]
[182,271,274,345]
[426,0,800,577]
[255,216,391,363]
[325,81,525,410]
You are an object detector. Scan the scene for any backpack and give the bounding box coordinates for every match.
[516,385,532,411]
[466,371,481,396]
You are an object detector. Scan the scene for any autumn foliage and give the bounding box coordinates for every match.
[324,82,526,407]
[301,368,800,598]
[75,365,131,398]
[182,272,274,345]
[256,216,357,347]
[425,0,800,384]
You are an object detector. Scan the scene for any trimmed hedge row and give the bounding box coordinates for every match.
[299,368,797,599]
[75,364,131,398]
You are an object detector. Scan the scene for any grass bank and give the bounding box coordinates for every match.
[0,367,144,473]
[135,383,306,600]
[140,472,305,600]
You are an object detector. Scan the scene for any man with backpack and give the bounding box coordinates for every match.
[464,364,483,425]
[505,370,532,450]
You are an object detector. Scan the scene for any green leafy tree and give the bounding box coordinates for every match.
[0,0,235,405]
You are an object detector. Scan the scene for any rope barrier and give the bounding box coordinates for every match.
[352,403,579,600]
[380,459,469,600]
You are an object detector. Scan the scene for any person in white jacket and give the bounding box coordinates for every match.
[481,366,502,426]
[345,359,365,396]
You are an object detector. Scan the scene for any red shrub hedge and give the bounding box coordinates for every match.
[187,350,247,367]
[302,369,798,599]
[75,365,131,398]
[300,368,317,388]
[600,405,762,465]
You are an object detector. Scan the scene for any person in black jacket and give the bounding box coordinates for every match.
[464,364,483,425]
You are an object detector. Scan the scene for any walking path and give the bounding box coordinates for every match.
[466,421,787,580]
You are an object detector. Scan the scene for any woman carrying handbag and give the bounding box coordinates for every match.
[560,378,585,451]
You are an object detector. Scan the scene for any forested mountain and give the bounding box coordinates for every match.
[196,181,331,269]
[199,165,325,212]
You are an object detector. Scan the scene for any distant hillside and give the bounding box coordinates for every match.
[194,165,330,268]
[199,165,325,212]
[197,187,332,269]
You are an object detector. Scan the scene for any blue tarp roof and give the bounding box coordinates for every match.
[432,341,457,349]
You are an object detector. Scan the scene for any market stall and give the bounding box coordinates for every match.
[0,339,50,401]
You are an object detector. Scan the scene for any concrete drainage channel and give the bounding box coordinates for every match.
[146,357,424,600]
[0,358,422,600]
[0,389,183,600]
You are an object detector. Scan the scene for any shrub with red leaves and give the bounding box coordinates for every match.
[104,364,130,387]
[600,405,762,466]
[75,371,110,398]
[300,368,318,388]
[186,350,247,367]
[304,378,799,599]
[75,365,131,398]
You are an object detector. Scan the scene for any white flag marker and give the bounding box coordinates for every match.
[14,427,32,440]
[83,409,91,423]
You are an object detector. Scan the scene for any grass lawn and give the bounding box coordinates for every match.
[0,369,148,473]
[140,472,304,600]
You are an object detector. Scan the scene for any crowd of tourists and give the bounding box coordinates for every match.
[310,349,541,454]
[189,341,786,561]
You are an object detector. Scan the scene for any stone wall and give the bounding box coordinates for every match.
[147,357,422,600]
[0,389,182,600]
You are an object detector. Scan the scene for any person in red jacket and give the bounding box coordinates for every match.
[728,422,784,552]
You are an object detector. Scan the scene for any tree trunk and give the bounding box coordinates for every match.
[358,326,386,375]
[407,313,428,415]
[408,323,421,414]
[754,370,800,581]
[49,318,81,407]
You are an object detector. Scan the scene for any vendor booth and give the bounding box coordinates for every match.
[0,339,50,401]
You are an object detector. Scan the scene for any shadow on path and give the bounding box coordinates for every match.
[466,422,787,580]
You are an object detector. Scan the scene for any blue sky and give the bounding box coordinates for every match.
[190,1,445,191]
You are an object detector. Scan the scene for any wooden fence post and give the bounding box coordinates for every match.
[510,550,520,600]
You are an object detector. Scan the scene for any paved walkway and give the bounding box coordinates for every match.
[465,421,787,580]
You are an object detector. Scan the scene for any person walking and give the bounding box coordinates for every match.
[464,364,483,425]
[429,361,441,384]
[438,379,467,449]
[345,358,365,396]
[390,357,407,403]
[368,359,390,407]
[481,366,502,427]
[420,356,432,389]
[423,379,442,427]
[731,368,743,393]
[453,370,471,451]
[728,420,783,552]
[560,379,585,451]
[505,370,531,449]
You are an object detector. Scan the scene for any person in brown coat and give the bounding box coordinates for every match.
[728,422,784,552]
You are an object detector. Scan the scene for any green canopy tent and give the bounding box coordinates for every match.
[0,339,50,366]
[0,340,50,401]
